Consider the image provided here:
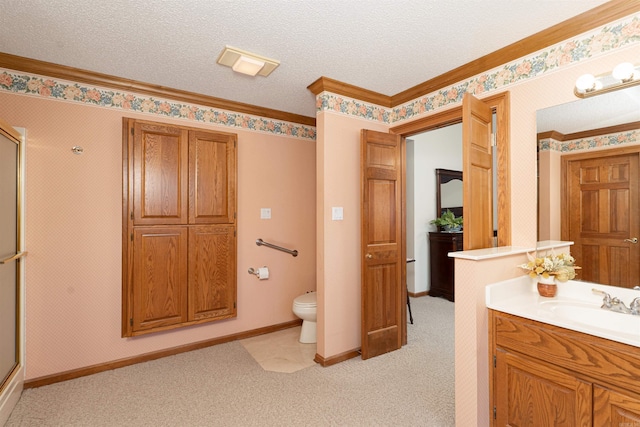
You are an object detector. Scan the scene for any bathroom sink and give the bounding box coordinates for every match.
[538,300,640,337]
[486,277,640,348]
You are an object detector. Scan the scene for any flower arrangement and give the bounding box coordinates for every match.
[519,252,580,282]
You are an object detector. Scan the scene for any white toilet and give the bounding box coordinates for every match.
[292,291,317,343]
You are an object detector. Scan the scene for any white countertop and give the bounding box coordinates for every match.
[450,240,573,261]
[486,276,640,348]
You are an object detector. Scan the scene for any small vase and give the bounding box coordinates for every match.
[537,275,557,298]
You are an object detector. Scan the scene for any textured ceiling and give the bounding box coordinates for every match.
[0,0,613,118]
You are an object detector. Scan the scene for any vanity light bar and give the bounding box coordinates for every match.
[574,62,640,98]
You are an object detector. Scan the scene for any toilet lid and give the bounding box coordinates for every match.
[294,292,316,307]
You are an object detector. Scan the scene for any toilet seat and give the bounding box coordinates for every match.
[293,292,316,307]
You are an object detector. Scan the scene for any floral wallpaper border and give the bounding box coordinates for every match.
[0,70,317,141]
[539,128,640,153]
[0,14,638,140]
[317,14,640,125]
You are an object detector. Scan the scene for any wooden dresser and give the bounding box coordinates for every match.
[428,231,462,302]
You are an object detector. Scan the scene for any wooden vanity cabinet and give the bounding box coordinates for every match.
[490,310,640,426]
[123,118,237,337]
[428,231,462,301]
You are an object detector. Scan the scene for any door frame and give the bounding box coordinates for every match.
[0,120,26,426]
[390,91,511,248]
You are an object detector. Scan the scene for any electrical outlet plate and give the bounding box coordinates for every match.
[260,208,271,219]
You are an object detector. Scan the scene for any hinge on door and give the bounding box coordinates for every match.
[234,212,236,219]
[130,318,133,326]
[234,230,236,237]
[234,301,236,309]
[493,354,496,368]
[130,211,134,220]
[493,406,496,420]
[491,133,497,147]
[131,127,134,136]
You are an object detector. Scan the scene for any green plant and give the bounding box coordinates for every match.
[430,209,463,229]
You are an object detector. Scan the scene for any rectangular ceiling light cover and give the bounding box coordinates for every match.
[217,46,280,77]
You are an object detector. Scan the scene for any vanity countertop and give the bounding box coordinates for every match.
[486,276,640,348]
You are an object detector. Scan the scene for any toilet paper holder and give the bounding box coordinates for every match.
[248,266,269,279]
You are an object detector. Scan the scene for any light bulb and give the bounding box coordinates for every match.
[612,62,636,82]
[575,74,596,92]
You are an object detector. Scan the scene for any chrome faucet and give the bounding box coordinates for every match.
[593,288,640,315]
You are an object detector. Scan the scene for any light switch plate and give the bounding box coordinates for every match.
[332,207,344,221]
[260,208,271,219]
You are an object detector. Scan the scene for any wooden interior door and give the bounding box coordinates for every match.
[462,93,494,250]
[562,148,639,287]
[360,130,405,360]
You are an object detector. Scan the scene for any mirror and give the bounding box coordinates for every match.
[435,168,462,218]
[537,85,640,287]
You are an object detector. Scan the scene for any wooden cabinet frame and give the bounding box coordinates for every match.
[122,118,237,337]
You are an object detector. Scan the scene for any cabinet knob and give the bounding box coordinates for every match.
[365,253,373,259]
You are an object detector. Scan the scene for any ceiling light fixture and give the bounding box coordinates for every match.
[217,46,279,77]
[575,61,640,98]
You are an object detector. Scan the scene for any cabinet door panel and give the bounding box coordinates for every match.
[189,131,236,224]
[495,349,592,426]
[132,121,189,225]
[188,225,236,321]
[132,227,188,332]
[594,386,640,426]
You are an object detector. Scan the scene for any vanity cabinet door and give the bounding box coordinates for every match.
[495,349,592,426]
[594,386,640,426]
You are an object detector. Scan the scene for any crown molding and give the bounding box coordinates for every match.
[0,52,316,127]
[392,0,640,106]
[307,76,392,107]
[309,0,640,110]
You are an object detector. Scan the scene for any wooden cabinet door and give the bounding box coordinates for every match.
[188,225,236,321]
[189,130,236,224]
[131,120,189,225]
[132,227,188,333]
[594,386,640,426]
[495,349,592,426]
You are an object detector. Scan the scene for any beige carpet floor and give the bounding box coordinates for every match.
[6,296,454,426]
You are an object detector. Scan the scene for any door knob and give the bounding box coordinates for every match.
[365,253,373,259]
[624,237,638,244]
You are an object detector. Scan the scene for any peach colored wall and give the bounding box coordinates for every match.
[455,44,640,425]
[313,42,640,425]
[0,92,316,380]
[315,111,388,358]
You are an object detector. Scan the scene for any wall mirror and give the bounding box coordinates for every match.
[537,85,640,288]
[435,168,463,218]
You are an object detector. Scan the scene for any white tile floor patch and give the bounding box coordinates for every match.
[239,327,317,373]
